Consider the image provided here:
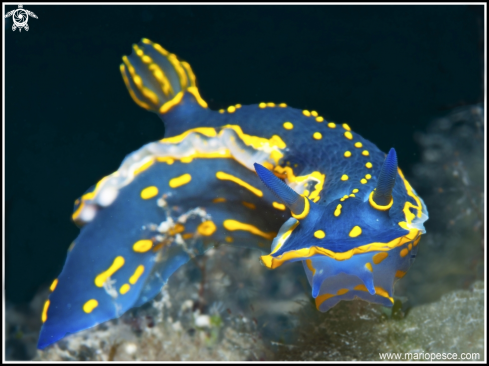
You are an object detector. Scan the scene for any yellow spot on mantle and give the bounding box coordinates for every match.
[242,201,256,209]
[327,122,336,128]
[141,186,158,199]
[361,178,367,184]
[313,132,322,140]
[311,111,318,117]
[354,142,363,148]
[365,174,372,179]
[50,279,58,292]
[362,150,370,156]
[303,110,311,117]
[133,240,153,253]
[316,116,324,122]
[213,197,226,203]
[83,299,99,314]
[366,162,373,169]
[272,202,286,210]
[344,151,352,158]
[198,221,217,236]
[314,230,325,239]
[342,123,351,131]
[41,300,50,323]
[334,204,342,217]
[169,173,192,188]
[129,265,145,284]
[365,262,373,272]
[400,248,409,257]
[259,102,266,108]
[352,188,359,193]
[95,256,125,287]
[223,220,275,239]
[227,105,236,113]
[283,122,293,130]
[337,288,349,295]
[373,252,388,264]
[349,226,362,237]
[341,174,349,181]
[344,131,353,140]
[119,284,130,295]
[395,270,406,278]
[216,171,263,197]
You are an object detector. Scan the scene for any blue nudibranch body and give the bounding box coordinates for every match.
[38,38,428,349]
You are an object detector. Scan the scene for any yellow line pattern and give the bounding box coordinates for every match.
[83,299,99,313]
[223,219,276,239]
[129,265,145,285]
[216,172,263,197]
[94,256,125,287]
[169,173,192,188]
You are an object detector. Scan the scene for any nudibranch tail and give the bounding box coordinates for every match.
[38,156,286,349]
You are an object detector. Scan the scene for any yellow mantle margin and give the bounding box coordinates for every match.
[261,227,419,269]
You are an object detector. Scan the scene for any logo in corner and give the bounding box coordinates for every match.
[5,4,38,32]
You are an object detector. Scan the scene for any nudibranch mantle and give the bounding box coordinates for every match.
[38,38,428,349]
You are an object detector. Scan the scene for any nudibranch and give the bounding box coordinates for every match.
[37,38,428,349]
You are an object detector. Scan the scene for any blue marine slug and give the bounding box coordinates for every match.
[37,38,428,349]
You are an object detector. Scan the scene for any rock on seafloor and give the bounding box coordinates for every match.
[273,281,484,361]
[29,281,484,361]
